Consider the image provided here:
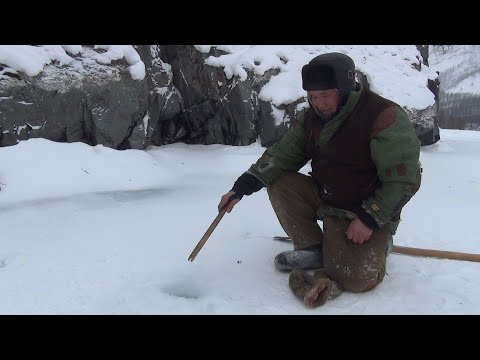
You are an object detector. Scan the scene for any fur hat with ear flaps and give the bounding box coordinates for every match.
[302,52,356,99]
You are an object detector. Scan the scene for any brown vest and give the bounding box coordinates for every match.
[304,89,393,211]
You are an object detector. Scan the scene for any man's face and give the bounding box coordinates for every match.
[308,89,340,120]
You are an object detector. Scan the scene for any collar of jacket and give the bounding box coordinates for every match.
[315,85,364,146]
[335,84,364,121]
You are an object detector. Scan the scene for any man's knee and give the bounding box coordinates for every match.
[336,267,386,293]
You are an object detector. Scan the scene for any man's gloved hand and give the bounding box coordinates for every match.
[218,191,243,213]
[217,173,265,213]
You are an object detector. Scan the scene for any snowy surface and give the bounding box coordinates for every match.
[0,131,479,314]
[196,45,437,110]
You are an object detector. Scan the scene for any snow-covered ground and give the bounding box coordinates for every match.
[0,130,479,314]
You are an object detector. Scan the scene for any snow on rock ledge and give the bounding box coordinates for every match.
[0,45,145,84]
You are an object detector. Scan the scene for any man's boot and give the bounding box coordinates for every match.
[274,244,323,272]
[289,268,342,308]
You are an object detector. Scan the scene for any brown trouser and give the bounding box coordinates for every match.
[267,172,391,306]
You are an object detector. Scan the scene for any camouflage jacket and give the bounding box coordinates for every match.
[247,85,422,231]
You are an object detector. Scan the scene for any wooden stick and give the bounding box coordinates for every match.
[392,245,480,263]
[188,208,227,262]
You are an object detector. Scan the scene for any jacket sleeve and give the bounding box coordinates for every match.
[359,105,422,228]
[247,113,310,186]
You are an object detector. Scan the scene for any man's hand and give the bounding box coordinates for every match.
[346,218,373,244]
[218,191,242,213]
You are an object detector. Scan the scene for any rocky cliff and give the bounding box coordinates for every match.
[0,45,440,149]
